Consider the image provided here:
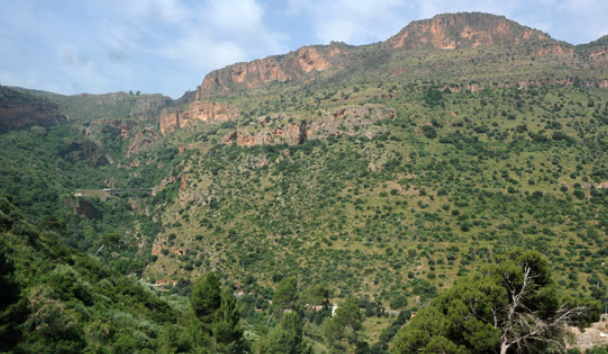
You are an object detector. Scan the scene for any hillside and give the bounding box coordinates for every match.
[0,195,196,353]
[1,12,608,353]
[160,13,607,136]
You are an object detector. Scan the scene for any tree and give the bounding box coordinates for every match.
[334,297,365,332]
[392,250,593,354]
[94,232,120,256]
[191,271,221,332]
[424,87,443,108]
[213,288,246,354]
[273,276,299,313]
[257,312,310,354]
[310,283,333,311]
[0,239,26,351]
[324,296,365,347]
[421,125,437,139]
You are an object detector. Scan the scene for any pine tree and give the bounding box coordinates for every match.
[191,271,221,333]
[391,250,593,354]
[213,288,246,354]
[0,238,25,351]
[257,312,310,354]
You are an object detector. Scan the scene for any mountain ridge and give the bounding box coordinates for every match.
[194,12,593,101]
[157,12,608,136]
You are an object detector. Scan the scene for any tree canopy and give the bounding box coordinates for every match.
[392,250,596,354]
[191,271,222,332]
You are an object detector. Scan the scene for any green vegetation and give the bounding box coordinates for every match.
[392,250,599,354]
[2,15,608,352]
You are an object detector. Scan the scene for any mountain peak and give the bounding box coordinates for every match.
[386,12,552,50]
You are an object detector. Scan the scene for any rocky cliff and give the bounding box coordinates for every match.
[222,105,396,147]
[0,85,67,130]
[0,103,66,130]
[159,100,239,135]
[196,43,350,99]
[159,12,608,136]
[386,12,552,50]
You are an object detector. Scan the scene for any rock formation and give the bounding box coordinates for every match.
[196,43,349,99]
[386,12,551,50]
[223,105,396,147]
[158,12,608,136]
[159,100,239,135]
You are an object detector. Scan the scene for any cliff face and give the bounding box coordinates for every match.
[196,43,348,99]
[0,85,67,129]
[159,100,239,135]
[223,106,396,147]
[0,103,66,130]
[159,12,608,136]
[386,12,551,50]
[577,35,608,68]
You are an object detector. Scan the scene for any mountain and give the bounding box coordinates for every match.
[0,86,66,131]
[385,12,551,49]
[1,12,608,353]
[159,12,608,136]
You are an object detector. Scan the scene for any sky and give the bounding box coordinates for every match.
[1,0,607,99]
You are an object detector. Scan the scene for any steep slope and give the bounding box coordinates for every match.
[26,89,172,122]
[577,34,608,68]
[160,12,608,136]
[2,13,608,352]
[197,42,353,99]
[0,85,66,131]
[0,195,198,354]
[385,12,551,49]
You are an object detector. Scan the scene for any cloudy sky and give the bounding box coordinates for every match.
[1,0,606,98]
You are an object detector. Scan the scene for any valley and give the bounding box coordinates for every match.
[1,12,608,354]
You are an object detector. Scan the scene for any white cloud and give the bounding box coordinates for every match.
[121,0,188,24]
[2,0,608,98]
[206,0,265,33]
[155,0,286,75]
[289,0,410,44]
[556,0,608,43]
[285,0,314,15]
[159,32,246,70]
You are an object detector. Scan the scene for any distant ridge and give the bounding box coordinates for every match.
[192,12,600,101]
[385,12,552,50]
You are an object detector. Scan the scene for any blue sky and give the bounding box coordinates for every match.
[1,0,607,98]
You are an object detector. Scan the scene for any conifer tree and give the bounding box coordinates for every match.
[213,288,246,354]
[191,271,221,333]
[0,239,25,351]
[257,312,310,354]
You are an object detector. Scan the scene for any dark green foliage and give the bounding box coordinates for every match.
[213,288,246,354]
[0,196,203,354]
[424,88,444,108]
[392,250,595,354]
[324,296,365,349]
[192,271,222,331]
[273,276,299,311]
[258,312,310,354]
[421,125,437,139]
[0,238,26,351]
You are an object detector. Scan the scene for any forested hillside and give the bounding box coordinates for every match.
[2,12,608,353]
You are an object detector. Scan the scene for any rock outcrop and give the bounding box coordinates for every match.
[223,105,396,147]
[386,12,551,50]
[0,85,67,129]
[160,12,608,136]
[127,129,158,156]
[196,43,349,99]
[159,100,239,135]
[0,103,66,130]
